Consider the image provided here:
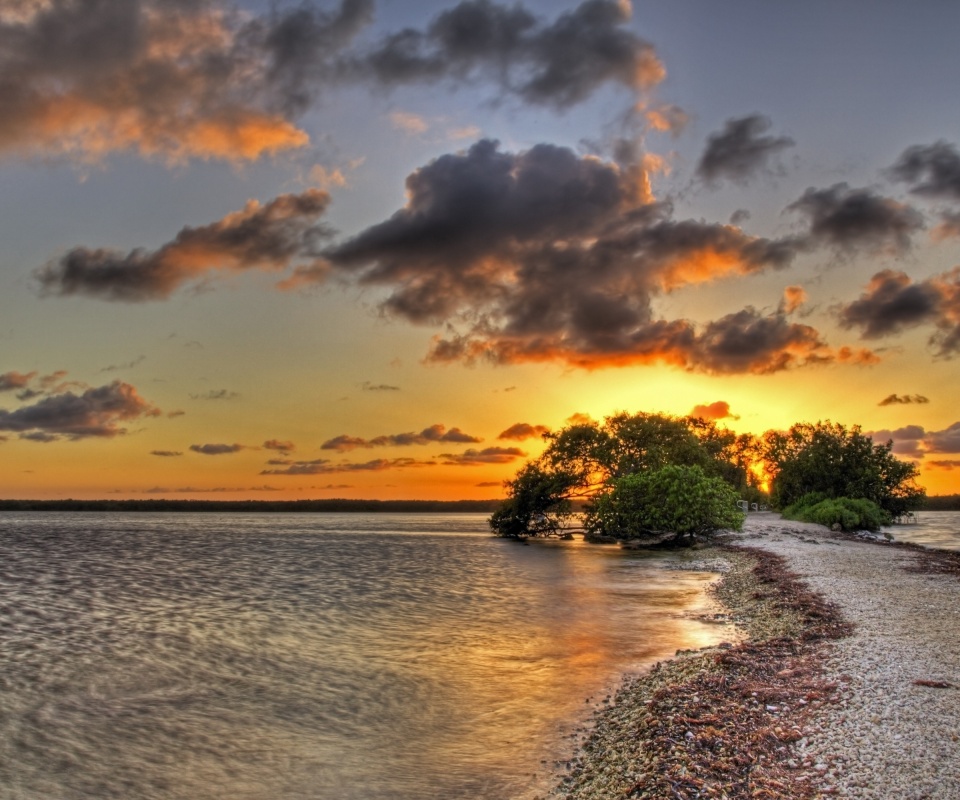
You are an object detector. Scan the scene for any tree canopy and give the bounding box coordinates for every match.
[761,420,924,519]
[489,411,759,542]
[490,412,925,542]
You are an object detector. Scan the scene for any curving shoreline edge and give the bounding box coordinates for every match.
[546,514,960,799]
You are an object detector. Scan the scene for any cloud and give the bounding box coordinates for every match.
[865,421,960,459]
[0,371,36,392]
[497,422,550,440]
[390,111,429,135]
[887,141,960,201]
[837,268,960,355]
[924,421,960,454]
[787,183,923,255]
[566,412,594,426]
[190,389,241,401]
[150,450,183,457]
[475,481,503,487]
[878,393,930,406]
[642,103,689,137]
[0,369,78,400]
[0,0,348,162]
[346,0,664,110]
[144,485,283,494]
[438,446,526,465]
[321,423,482,451]
[868,425,927,458]
[934,211,960,241]
[361,381,400,391]
[263,439,296,453]
[322,138,822,372]
[688,401,739,421]
[189,443,246,455]
[927,460,960,471]
[1,0,668,164]
[100,356,146,373]
[261,457,436,475]
[780,286,807,314]
[0,381,160,440]
[37,190,332,301]
[696,115,794,185]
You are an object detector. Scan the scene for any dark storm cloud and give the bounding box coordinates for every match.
[497,422,550,440]
[690,307,835,375]
[887,141,960,201]
[189,443,246,455]
[345,0,663,109]
[322,139,826,372]
[0,381,161,440]
[878,394,929,406]
[696,115,794,185]
[838,269,960,355]
[321,423,482,451]
[37,191,332,301]
[787,183,924,254]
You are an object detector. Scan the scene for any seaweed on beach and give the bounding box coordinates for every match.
[553,546,853,800]
[896,542,960,580]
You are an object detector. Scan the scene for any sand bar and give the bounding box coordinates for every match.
[550,513,960,799]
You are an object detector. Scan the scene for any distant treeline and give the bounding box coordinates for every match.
[921,495,960,511]
[0,498,502,513]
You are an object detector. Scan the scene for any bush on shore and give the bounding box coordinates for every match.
[585,465,745,544]
[782,493,890,531]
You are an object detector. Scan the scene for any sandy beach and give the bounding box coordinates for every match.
[551,513,960,799]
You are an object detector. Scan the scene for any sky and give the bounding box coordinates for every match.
[2,0,960,500]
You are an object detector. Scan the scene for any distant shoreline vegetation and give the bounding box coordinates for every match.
[0,499,503,513]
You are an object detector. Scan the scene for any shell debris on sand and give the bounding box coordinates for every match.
[548,514,960,799]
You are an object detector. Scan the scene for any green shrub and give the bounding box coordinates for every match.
[782,494,890,531]
[585,465,744,544]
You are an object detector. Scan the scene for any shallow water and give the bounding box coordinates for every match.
[884,510,960,551]
[0,512,729,800]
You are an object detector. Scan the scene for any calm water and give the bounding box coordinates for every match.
[0,512,730,800]
[884,510,960,551]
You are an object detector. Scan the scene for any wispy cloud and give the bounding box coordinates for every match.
[189,443,246,455]
[878,394,930,406]
[321,424,482,451]
[497,423,550,441]
[190,390,241,401]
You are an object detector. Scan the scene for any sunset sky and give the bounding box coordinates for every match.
[2,0,960,500]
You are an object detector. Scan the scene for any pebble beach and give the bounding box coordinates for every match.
[550,513,960,799]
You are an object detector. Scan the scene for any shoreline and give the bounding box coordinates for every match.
[547,514,960,799]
